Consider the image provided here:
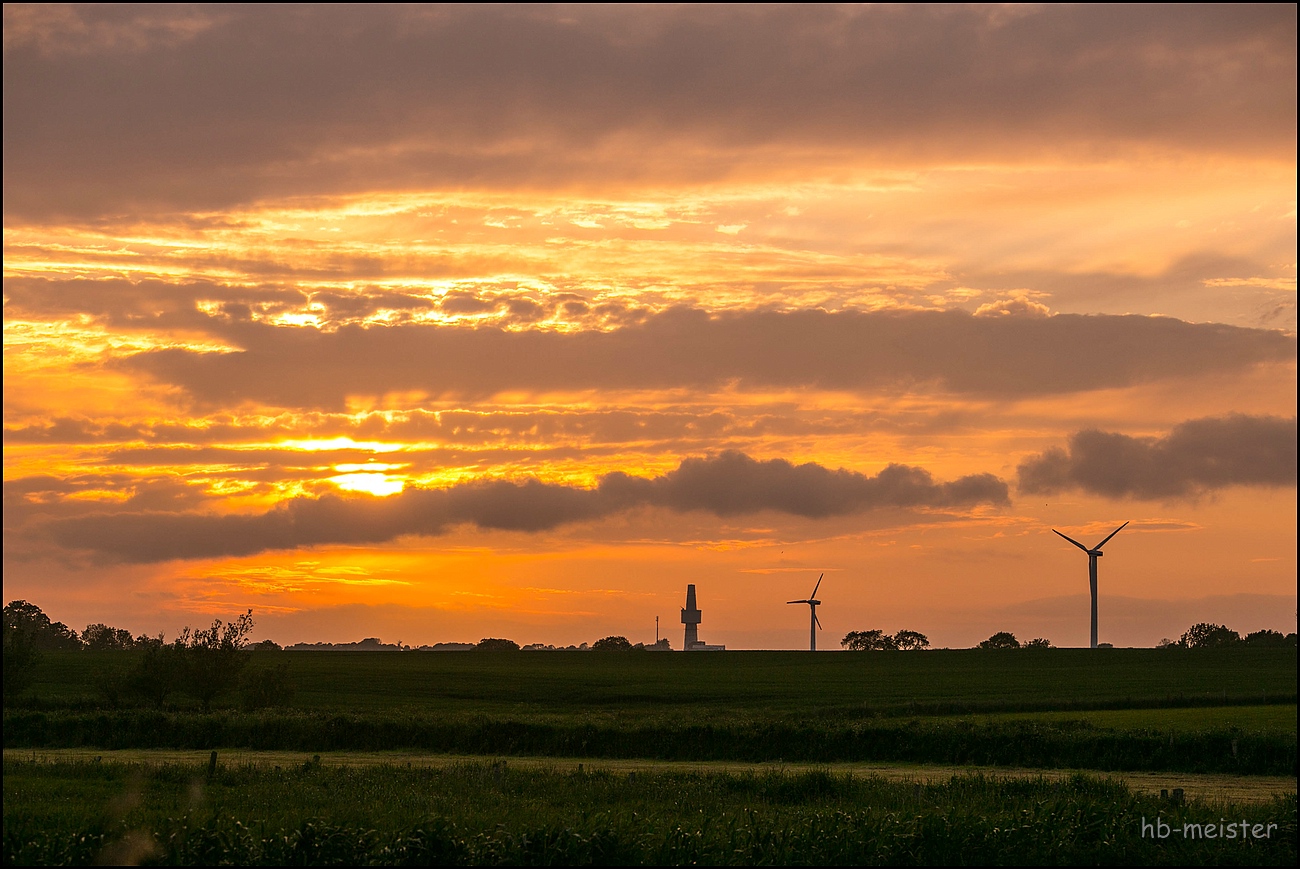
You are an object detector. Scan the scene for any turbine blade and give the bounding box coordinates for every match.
[810,573,824,598]
[814,613,822,630]
[1094,521,1129,550]
[787,599,809,604]
[1053,529,1090,552]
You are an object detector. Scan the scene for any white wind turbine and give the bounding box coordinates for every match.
[1053,522,1128,649]
[787,573,824,651]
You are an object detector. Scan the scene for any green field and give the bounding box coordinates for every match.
[5,648,1295,865]
[7,648,1295,773]
[22,646,1299,718]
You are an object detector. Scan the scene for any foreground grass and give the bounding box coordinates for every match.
[4,759,1295,866]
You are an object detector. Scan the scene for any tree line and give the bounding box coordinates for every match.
[474,636,665,651]
[842,624,1295,650]
[1159,623,1296,649]
[3,600,289,709]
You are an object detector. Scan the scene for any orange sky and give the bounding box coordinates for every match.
[3,5,1295,649]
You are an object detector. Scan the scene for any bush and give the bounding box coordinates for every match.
[591,636,633,651]
[1242,629,1294,647]
[1180,623,1239,649]
[842,630,898,651]
[82,624,136,651]
[893,630,930,650]
[125,612,257,710]
[843,630,930,650]
[128,639,186,707]
[240,663,296,710]
[978,632,1020,650]
[474,638,521,652]
[1024,638,1053,649]
[177,611,256,711]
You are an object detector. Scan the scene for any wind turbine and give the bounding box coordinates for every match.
[787,573,824,651]
[1053,522,1128,649]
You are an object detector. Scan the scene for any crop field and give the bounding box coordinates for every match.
[4,758,1296,865]
[4,648,1295,865]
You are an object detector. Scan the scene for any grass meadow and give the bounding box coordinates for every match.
[4,648,1296,864]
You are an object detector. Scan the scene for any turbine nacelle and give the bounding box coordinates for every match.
[1053,521,1128,555]
[788,573,825,651]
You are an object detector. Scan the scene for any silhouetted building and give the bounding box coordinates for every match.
[680,584,724,650]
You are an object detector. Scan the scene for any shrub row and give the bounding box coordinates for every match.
[5,710,1294,775]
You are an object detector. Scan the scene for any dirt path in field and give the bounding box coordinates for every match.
[6,748,1295,804]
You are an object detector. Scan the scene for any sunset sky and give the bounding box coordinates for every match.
[4,4,1296,650]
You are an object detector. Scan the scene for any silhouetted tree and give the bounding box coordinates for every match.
[178,610,256,711]
[592,635,633,651]
[3,600,81,650]
[1023,637,1053,649]
[1180,623,1239,649]
[892,630,930,650]
[1242,629,1293,647]
[2,606,41,698]
[82,623,136,651]
[474,638,521,652]
[249,639,283,651]
[978,631,1020,650]
[842,630,898,651]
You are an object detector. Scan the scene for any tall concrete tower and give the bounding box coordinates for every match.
[681,584,701,650]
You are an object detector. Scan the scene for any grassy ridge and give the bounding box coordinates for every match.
[4,759,1295,866]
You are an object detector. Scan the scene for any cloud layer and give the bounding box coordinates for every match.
[1017,414,1298,499]
[37,451,1009,562]
[119,308,1295,409]
[6,4,1294,219]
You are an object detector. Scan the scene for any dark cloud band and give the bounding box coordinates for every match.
[118,308,1296,408]
[6,5,1294,219]
[1017,414,1298,499]
[40,451,1009,562]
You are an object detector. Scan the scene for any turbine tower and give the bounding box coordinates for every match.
[1053,522,1128,649]
[787,573,824,651]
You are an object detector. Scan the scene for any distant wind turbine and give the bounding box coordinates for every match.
[787,573,824,651]
[1053,522,1128,649]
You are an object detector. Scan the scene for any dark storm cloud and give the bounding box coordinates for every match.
[5,4,1294,220]
[119,308,1296,409]
[37,452,1009,562]
[1017,415,1298,499]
